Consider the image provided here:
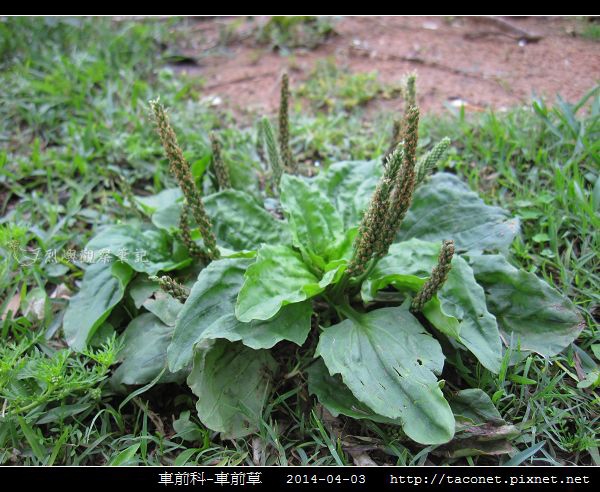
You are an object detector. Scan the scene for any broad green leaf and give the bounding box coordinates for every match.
[86,224,191,275]
[188,340,277,438]
[168,257,252,372]
[63,262,133,351]
[134,187,181,215]
[128,275,158,308]
[363,239,503,373]
[398,173,520,253]
[316,304,455,444]
[236,244,344,322]
[169,256,313,371]
[314,160,381,228]
[280,174,345,261]
[200,301,313,350]
[143,292,183,326]
[152,190,290,251]
[306,359,401,425]
[205,190,291,251]
[112,313,187,386]
[448,389,504,425]
[467,254,584,357]
[433,256,502,373]
[151,201,182,232]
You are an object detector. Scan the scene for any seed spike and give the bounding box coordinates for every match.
[347,146,403,277]
[149,99,220,261]
[278,72,296,173]
[377,105,420,259]
[179,204,210,263]
[262,117,283,190]
[210,132,231,190]
[415,137,451,183]
[346,105,421,278]
[150,275,190,303]
[411,240,455,312]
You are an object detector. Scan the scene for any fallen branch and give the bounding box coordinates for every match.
[466,16,543,43]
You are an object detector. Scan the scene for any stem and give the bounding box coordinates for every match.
[328,272,350,302]
[13,394,50,414]
[329,253,380,303]
[333,299,361,322]
[349,258,378,289]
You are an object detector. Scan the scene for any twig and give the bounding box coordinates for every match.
[467,16,543,43]
[202,71,274,90]
[133,397,166,436]
[349,45,514,94]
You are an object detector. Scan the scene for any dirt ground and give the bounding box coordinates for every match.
[170,16,600,118]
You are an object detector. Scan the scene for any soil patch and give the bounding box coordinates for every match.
[169,16,600,118]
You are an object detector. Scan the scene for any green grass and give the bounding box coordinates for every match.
[579,18,600,41]
[425,93,599,322]
[255,16,336,52]
[424,96,600,464]
[0,17,598,466]
[297,58,402,112]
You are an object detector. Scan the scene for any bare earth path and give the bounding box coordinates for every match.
[171,16,600,117]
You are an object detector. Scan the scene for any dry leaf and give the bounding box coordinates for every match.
[24,297,46,321]
[350,452,377,466]
[252,436,266,466]
[50,283,72,300]
[1,294,20,321]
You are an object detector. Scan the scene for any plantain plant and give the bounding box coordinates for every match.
[62,75,584,447]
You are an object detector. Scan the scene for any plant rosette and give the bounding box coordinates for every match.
[62,91,583,447]
[64,162,582,445]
